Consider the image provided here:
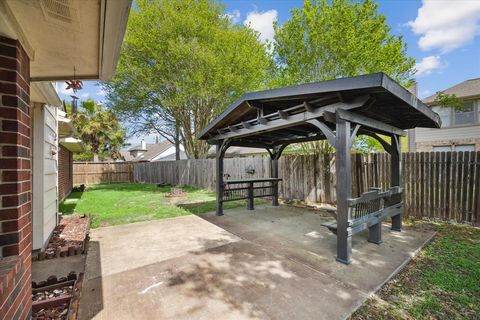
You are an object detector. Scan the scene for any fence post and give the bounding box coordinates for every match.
[247,182,254,210]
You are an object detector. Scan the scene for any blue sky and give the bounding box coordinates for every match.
[56,0,480,145]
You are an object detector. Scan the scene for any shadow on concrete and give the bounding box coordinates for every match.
[159,237,360,320]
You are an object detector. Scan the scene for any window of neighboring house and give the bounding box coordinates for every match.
[432,100,479,127]
[432,106,451,127]
[454,101,475,125]
[455,144,475,152]
[433,145,452,152]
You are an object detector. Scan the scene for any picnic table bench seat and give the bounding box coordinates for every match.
[222,178,282,210]
[322,186,403,242]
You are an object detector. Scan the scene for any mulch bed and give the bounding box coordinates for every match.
[32,271,83,320]
[37,215,90,260]
[32,272,84,320]
[164,187,187,198]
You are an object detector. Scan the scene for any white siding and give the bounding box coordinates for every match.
[32,104,59,250]
[414,124,480,142]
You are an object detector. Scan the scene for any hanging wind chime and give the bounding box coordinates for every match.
[65,66,83,112]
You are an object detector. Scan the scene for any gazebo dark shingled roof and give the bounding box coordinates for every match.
[199,73,441,265]
[199,73,440,147]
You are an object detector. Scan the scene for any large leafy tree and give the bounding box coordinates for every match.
[105,0,270,158]
[272,0,415,86]
[70,99,125,162]
[272,0,415,153]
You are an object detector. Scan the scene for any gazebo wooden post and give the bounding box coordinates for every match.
[271,157,279,206]
[269,144,287,206]
[216,140,229,216]
[335,116,353,264]
[390,134,402,231]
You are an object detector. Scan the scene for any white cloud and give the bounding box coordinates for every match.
[415,55,446,76]
[244,9,277,43]
[80,92,90,99]
[408,0,480,52]
[225,9,241,24]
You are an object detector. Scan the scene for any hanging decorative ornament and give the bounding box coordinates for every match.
[65,66,83,93]
[65,80,83,93]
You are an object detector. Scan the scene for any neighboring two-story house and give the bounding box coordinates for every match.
[411,78,480,152]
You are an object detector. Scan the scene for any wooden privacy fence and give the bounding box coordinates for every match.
[133,152,480,224]
[73,162,134,184]
[133,157,271,189]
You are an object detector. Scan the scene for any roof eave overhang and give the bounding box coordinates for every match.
[30,82,62,107]
[98,0,132,81]
[1,0,131,82]
[60,137,85,153]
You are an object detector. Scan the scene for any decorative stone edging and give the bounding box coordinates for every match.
[31,272,84,320]
[32,216,91,261]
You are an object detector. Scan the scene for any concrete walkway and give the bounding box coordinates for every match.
[78,206,435,320]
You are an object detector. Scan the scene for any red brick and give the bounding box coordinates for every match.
[2,145,29,158]
[0,208,20,221]
[2,193,28,207]
[2,95,19,108]
[0,132,18,144]
[0,43,17,58]
[2,244,19,257]
[59,145,73,200]
[20,159,30,170]
[0,82,17,95]
[0,183,20,195]
[2,170,30,182]
[1,119,18,131]
[3,121,29,136]
[0,56,17,69]
[0,106,19,119]
[20,202,31,215]
[2,220,19,233]
[0,69,17,82]
[0,36,17,46]
[0,159,19,170]
[20,181,30,193]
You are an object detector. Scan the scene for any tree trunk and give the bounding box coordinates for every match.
[175,122,180,161]
[93,153,99,162]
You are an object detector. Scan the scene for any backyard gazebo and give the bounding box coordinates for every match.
[199,73,440,264]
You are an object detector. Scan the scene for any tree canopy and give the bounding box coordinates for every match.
[272,0,415,87]
[272,0,415,153]
[105,0,270,158]
[70,99,125,161]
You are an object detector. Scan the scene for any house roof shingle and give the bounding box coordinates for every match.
[132,141,173,161]
[423,78,480,105]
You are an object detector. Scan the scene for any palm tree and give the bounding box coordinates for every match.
[71,99,125,161]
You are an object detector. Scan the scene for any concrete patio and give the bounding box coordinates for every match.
[78,205,435,320]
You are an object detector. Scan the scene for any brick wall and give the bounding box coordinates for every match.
[0,36,32,320]
[58,144,73,201]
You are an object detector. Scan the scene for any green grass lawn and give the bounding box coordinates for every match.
[59,183,255,228]
[351,222,480,320]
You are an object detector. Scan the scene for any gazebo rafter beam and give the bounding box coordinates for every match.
[336,109,406,136]
[210,95,371,141]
